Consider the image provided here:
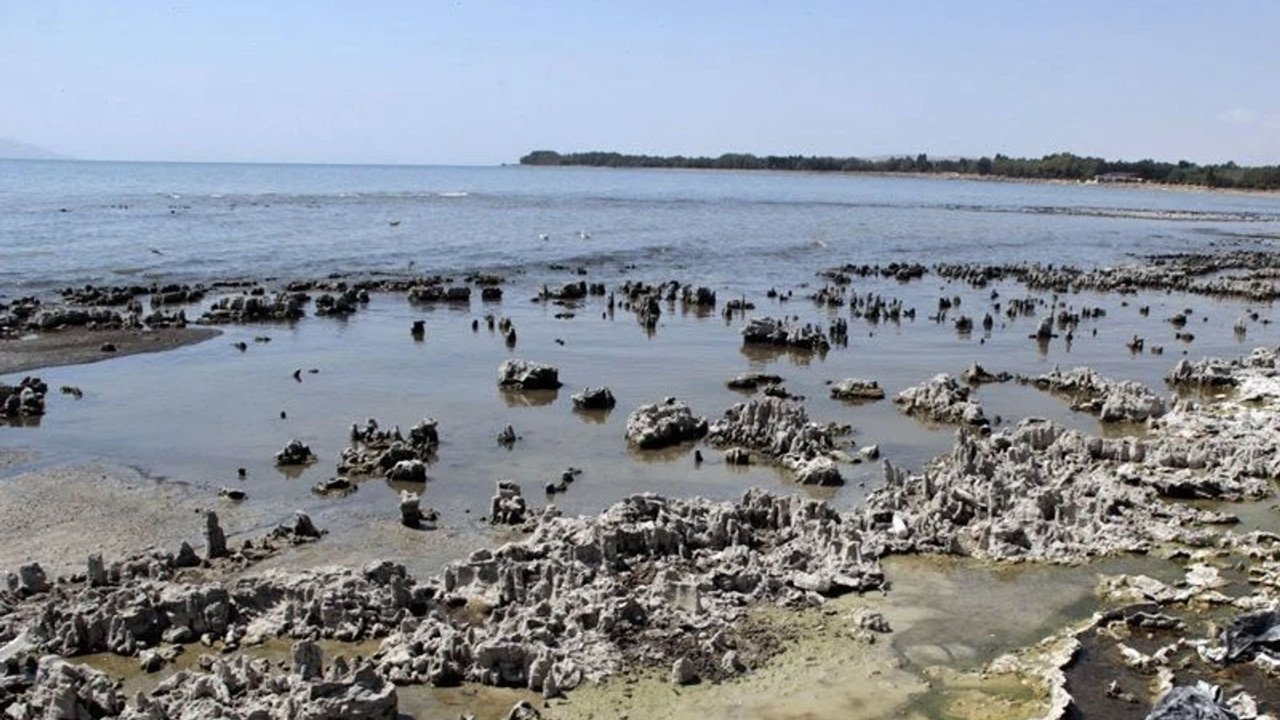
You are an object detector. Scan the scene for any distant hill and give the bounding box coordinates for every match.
[0,138,69,160]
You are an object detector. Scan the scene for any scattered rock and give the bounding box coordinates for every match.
[829,377,885,401]
[625,398,708,449]
[571,386,616,410]
[741,317,830,352]
[894,374,988,428]
[726,372,784,391]
[275,439,317,466]
[498,360,562,390]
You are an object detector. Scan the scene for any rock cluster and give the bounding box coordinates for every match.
[275,439,317,466]
[0,513,326,665]
[200,293,305,323]
[1020,366,1167,422]
[27,307,125,330]
[937,249,1280,301]
[1165,347,1277,388]
[0,377,46,420]
[122,653,398,720]
[336,417,439,481]
[960,363,1011,386]
[376,489,884,695]
[408,283,471,304]
[498,360,562,390]
[741,317,830,352]
[893,374,988,428]
[857,419,1224,562]
[706,397,843,485]
[625,398,708,449]
[489,480,530,525]
[314,287,368,316]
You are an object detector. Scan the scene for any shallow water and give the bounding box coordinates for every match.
[4,160,1280,296]
[3,163,1280,575]
[1,270,1275,577]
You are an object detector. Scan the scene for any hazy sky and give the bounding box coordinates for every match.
[3,1,1278,165]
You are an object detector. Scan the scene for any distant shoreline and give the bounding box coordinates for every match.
[523,162,1280,200]
[520,150,1280,194]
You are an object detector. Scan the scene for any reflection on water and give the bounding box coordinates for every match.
[497,387,559,408]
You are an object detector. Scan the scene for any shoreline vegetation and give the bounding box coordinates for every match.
[520,149,1280,192]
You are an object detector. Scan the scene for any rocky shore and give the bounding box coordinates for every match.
[0,341,1275,718]
[4,248,1280,719]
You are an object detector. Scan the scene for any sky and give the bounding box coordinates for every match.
[2,1,1278,166]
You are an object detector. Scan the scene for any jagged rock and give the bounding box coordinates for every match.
[1165,347,1276,388]
[1222,609,1280,663]
[204,511,228,559]
[339,417,439,479]
[386,459,427,483]
[0,377,48,422]
[275,439,317,466]
[1145,685,1236,720]
[505,700,543,720]
[14,563,49,596]
[1020,366,1166,422]
[960,363,1011,385]
[490,481,528,525]
[200,292,304,323]
[829,377,885,401]
[497,425,519,446]
[854,609,892,633]
[315,288,367,317]
[498,360,562,390]
[288,511,324,539]
[859,419,1226,562]
[124,656,397,720]
[724,447,751,465]
[19,658,124,719]
[706,397,842,484]
[86,554,107,587]
[399,491,424,528]
[625,398,708,449]
[894,374,988,427]
[571,387,616,410]
[175,541,201,567]
[742,317,829,351]
[791,456,842,486]
[670,657,698,685]
[293,639,324,679]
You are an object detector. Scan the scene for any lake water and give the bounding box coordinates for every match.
[2,160,1280,577]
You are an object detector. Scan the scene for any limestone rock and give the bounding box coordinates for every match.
[830,377,885,401]
[571,386,616,410]
[498,360,562,390]
[625,398,708,449]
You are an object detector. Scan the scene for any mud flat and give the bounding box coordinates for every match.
[0,463,208,577]
[0,327,219,375]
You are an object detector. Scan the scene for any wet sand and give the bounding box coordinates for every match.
[0,462,211,576]
[0,326,219,375]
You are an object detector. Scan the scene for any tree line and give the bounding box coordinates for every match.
[519,150,1280,191]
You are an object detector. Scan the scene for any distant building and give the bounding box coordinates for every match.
[1095,172,1145,183]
